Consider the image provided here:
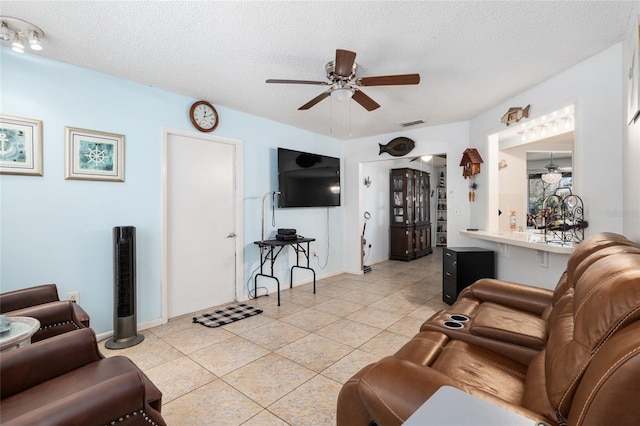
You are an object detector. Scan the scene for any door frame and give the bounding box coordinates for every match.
[160,126,244,323]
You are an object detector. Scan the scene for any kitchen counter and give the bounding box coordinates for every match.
[459,229,576,254]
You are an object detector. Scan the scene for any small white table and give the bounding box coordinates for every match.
[403,386,547,426]
[0,316,40,352]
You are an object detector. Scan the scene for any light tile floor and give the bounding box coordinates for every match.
[99,248,448,425]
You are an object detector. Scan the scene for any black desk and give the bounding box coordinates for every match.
[253,237,316,306]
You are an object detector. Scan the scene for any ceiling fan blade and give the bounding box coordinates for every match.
[335,49,357,77]
[352,89,380,111]
[357,73,421,86]
[298,91,331,110]
[266,79,329,85]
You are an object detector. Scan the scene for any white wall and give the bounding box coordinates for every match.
[623,1,640,241]
[498,145,527,232]
[360,158,437,266]
[0,48,344,334]
[343,42,630,288]
[465,43,625,288]
[343,122,470,274]
[361,161,392,265]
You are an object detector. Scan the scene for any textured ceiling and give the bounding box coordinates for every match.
[1,1,634,140]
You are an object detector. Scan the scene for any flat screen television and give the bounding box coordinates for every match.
[277,148,341,208]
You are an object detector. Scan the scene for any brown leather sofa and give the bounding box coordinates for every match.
[419,232,640,365]
[0,284,90,342]
[0,327,165,426]
[337,234,640,425]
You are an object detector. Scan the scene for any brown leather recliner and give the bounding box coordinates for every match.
[0,327,165,426]
[337,245,640,425]
[419,233,640,365]
[0,284,90,342]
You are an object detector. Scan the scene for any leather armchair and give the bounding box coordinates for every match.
[0,328,165,426]
[1,284,90,342]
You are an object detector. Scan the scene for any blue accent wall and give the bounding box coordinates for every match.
[0,47,343,333]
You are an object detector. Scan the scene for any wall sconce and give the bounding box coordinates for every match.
[0,16,45,53]
[364,176,372,188]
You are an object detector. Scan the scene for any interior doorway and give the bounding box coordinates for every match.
[161,127,244,321]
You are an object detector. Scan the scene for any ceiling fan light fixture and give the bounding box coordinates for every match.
[331,87,354,102]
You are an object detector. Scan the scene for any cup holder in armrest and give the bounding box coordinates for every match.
[449,314,469,322]
[443,321,464,329]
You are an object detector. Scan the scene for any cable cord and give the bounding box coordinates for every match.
[314,208,331,270]
[271,193,277,227]
[246,264,269,300]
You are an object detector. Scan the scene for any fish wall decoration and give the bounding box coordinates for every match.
[379,137,415,157]
[501,104,530,126]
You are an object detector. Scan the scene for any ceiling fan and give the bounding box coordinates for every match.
[266,49,420,111]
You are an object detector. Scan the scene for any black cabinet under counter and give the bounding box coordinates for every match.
[442,247,495,305]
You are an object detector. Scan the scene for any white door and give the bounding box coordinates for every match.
[166,131,237,318]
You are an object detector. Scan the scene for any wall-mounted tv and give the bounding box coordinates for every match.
[277,148,341,208]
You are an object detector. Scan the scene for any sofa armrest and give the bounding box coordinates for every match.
[71,302,90,327]
[5,301,86,342]
[337,356,552,426]
[0,328,103,399]
[1,371,166,426]
[0,284,60,313]
[461,278,553,315]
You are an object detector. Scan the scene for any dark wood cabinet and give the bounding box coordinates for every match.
[442,247,495,305]
[390,168,432,261]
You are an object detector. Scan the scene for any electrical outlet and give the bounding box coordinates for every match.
[68,291,80,305]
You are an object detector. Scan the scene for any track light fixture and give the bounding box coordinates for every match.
[0,16,45,53]
[28,31,42,51]
[0,21,11,42]
[11,33,24,53]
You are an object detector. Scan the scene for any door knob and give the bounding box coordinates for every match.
[226,232,236,238]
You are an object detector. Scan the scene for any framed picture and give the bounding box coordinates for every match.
[65,127,125,182]
[0,115,43,176]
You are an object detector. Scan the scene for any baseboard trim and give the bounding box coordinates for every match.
[95,317,164,342]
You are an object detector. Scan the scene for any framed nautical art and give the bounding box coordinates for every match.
[65,126,125,182]
[0,115,43,176]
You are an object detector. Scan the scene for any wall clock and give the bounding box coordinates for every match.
[189,100,219,132]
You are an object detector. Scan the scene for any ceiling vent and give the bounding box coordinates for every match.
[401,119,425,127]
